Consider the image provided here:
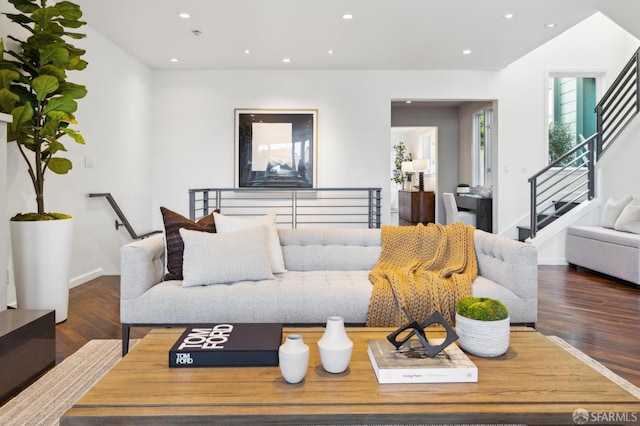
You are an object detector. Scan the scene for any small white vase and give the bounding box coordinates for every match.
[456,313,510,357]
[279,334,309,383]
[317,316,353,373]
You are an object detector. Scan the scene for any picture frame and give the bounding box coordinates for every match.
[235,109,318,188]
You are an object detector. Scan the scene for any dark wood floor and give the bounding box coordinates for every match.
[55,266,640,387]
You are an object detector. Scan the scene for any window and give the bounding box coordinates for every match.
[548,76,597,165]
[473,107,492,187]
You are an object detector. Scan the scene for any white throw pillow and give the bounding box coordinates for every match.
[213,212,286,273]
[614,198,640,234]
[601,196,632,228]
[179,227,274,287]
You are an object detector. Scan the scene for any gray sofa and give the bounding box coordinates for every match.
[120,228,538,354]
[566,225,640,286]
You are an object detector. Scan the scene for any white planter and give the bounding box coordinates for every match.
[455,313,510,357]
[317,316,353,373]
[10,218,74,323]
[456,187,470,194]
[278,334,310,383]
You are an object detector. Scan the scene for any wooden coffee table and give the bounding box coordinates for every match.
[61,327,639,425]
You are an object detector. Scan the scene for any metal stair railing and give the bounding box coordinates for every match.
[528,135,596,239]
[89,193,162,239]
[596,47,640,157]
[527,47,639,239]
[188,187,382,229]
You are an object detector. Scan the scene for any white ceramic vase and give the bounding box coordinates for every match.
[455,313,510,357]
[10,218,74,323]
[317,316,353,373]
[279,334,309,383]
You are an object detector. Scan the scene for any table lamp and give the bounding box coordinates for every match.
[412,159,430,191]
[401,161,414,191]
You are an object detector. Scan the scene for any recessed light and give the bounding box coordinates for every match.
[405,100,412,104]
[178,12,190,19]
[328,49,334,55]
[462,49,472,55]
[170,58,179,63]
[342,13,353,20]
[504,13,514,19]
[545,23,556,28]
[282,58,291,63]
[243,49,251,54]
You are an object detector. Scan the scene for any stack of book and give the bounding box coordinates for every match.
[367,338,477,384]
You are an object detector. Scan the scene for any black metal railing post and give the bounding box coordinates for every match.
[89,193,162,239]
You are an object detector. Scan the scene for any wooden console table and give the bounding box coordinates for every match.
[398,190,435,225]
[455,195,493,232]
[61,327,640,425]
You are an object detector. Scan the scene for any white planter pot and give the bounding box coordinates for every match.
[10,218,74,323]
[456,187,470,194]
[279,334,310,384]
[317,316,353,373]
[455,313,510,357]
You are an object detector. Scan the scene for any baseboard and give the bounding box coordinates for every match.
[70,268,104,289]
[537,257,568,266]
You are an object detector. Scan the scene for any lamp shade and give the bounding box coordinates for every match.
[401,161,414,173]
[412,159,430,172]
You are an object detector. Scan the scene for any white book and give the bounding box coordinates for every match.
[367,338,478,384]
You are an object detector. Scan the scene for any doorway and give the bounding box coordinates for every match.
[390,126,438,225]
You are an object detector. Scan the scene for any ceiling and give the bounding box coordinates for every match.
[3,1,640,71]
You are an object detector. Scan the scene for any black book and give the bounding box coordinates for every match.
[169,323,282,368]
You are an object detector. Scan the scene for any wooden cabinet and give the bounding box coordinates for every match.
[398,191,435,225]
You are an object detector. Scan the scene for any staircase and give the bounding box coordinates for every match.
[520,47,640,241]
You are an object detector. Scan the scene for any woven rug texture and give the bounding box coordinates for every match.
[0,339,136,426]
[0,336,637,426]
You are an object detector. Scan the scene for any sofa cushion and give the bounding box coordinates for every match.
[567,225,640,248]
[121,270,375,324]
[161,207,217,281]
[179,227,274,287]
[279,228,381,271]
[601,196,632,228]
[214,212,286,273]
[614,198,640,234]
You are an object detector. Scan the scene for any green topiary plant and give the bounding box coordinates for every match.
[456,296,508,321]
[0,0,88,220]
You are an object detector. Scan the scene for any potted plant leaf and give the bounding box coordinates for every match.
[455,296,510,357]
[0,0,88,323]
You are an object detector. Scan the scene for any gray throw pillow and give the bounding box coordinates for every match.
[179,226,275,287]
[601,196,632,229]
[613,198,640,234]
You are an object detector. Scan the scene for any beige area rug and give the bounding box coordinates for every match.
[0,337,638,426]
[0,339,137,426]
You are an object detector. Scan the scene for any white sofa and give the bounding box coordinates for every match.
[566,226,640,285]
[566,196,640,287]
[120,228,538,354]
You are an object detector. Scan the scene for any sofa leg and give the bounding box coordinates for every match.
[122,324,131,357]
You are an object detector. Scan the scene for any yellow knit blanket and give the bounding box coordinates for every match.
[366,222,477,327]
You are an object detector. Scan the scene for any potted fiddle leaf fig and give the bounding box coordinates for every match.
[0,0,88,323]
[455,296,510,357]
